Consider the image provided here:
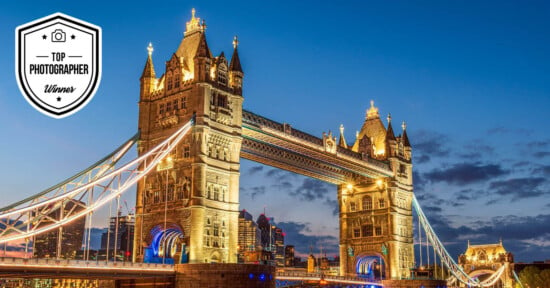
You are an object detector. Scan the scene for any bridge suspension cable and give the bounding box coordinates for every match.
[0,119,194,244]
[412,194,510,287]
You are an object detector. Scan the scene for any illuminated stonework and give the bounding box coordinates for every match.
[458,241,515,288]
[339,101,414,279]
[134,9,243,264]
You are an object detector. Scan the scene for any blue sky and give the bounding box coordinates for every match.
[1,1,549,262]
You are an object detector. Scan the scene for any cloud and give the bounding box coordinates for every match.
[265,169,297,182]
[323,198,339,216]
[276,221,338,258]
[289,178,333,201]
[411,130,450,164]
[413,170,426,191]
[248,186,267,200]
[424,162,509,185]
[454,188,488,202]
[458,143,495,159]
[525,140,550,149]
[487,127,532,136]
[533,151,550,158]
[533,165,550,177]
[271,181,293,191]
[489,177,547,200]
[248,165,264,175]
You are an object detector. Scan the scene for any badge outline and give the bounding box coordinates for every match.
[15,12,102,119]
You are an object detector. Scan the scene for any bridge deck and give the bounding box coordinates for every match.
[0,258,174,279]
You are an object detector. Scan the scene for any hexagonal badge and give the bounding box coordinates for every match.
[16,13,101,118]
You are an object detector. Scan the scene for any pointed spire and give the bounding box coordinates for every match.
[185,8,206,36]
[338,124,348,148]
[401,121,411,147]
[366,100,380,120]
[229,36,243,73]
[141,42,156,79]
[385,114,396,141]
[194,32,212,58]
[233,35,239,49]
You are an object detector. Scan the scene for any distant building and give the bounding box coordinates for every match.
[307,254,316,273]
[458,240,514,287]
[100,213,135,260]
[238,210,261,263]
[284,245,295,267]
[33,200,86,259]
[256,214,273,252]
[274,227,285,267]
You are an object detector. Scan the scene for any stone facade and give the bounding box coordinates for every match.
[174,264,275,288]
[134,9,244,264]
[338,102,415,279]
[381,279,447,288]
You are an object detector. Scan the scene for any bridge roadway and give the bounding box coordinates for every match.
[0,258,382,286]
[0,257,174,279]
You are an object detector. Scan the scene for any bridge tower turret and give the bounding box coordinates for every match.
[134,9,244,265]
[338,101,414,279]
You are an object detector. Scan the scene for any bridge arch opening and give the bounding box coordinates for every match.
[355,253,386,280]
[144,223,186,264]
[469,269,504,288]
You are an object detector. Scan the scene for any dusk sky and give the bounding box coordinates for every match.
[1,1,549,262]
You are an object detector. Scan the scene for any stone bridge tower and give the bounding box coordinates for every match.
[338,101,414,279]
[134,9,244,264]
[458,240,515,287]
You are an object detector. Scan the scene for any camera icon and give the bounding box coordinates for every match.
[51,29,66,42]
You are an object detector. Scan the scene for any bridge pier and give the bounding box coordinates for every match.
[174,263,275,287]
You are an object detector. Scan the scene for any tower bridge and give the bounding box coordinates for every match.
[0,9,520,288]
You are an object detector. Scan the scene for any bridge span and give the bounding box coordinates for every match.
[0,257,173,279]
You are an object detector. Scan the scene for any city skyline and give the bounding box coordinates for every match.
[0,1,549,263]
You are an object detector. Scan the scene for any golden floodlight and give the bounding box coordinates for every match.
[346,183,353,191]
[376,179,384,188]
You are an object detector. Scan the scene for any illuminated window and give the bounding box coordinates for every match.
[362,196,372,210]
[167,77,173,90]
[375,226,382,236]
[181,97,187,109]
[214,187,220,201]
[218,72,227,86]
[350,202,356,212]
[353,228,360,238]
[210,93,216,105]
[159,104,165,115]
[166,101,172,112]
[173,99,179,110]
[153,191,160,203]
[183,146,190,158]
[361,225,373,237]
[167,184,174,201]
[174,75,180,88]
[217,95,227,108]
[379,198,385,209]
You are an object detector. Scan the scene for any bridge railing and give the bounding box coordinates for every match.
[0,257,174,271]
[276,271,381,284]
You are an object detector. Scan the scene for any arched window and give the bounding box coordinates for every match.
[167,75,173,90]
[363,196,373,210]
[174,74,180,88]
